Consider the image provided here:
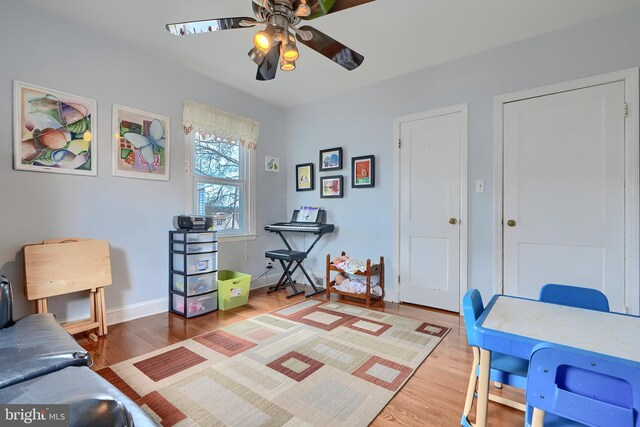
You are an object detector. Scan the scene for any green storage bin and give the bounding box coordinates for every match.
[217,270,251,310]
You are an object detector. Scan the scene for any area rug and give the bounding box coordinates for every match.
[98,299,450,426]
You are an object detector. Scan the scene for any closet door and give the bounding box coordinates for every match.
[502,81,626,310]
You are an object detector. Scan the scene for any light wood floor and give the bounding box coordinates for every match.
[75,286,523,426]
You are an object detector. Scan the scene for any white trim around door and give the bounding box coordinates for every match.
[493,68,640,315]
[393,103,469,311]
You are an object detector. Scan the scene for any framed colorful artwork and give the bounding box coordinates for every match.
[13,81,97,176]
[265,156,280,172]
[351,155,375,188]
[319,147,343,171]
[296,163,314,191]
[320,175,343,198]
[112,104,170,181]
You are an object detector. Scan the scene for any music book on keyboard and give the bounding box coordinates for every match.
[295,206,320,223]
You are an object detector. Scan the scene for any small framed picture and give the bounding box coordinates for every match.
[320,175,343,198]
[319,147,343,171]
[296,163,314,191]
[351,155,375,188]
[112,104,170,181]
[265,155,279,172]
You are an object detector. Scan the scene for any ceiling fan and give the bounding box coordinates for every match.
[166,0,375,81]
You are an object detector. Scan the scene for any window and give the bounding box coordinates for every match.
[191,134,252,234]
[183,101,258,241]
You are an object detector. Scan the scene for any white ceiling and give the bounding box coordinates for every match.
[22,0,640,108]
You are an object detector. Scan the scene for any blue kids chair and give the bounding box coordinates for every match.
[539,284,610,312]
[525,343,640,426]
[461,289,529,426]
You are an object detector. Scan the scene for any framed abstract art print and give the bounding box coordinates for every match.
[14,81,97,176]
[112,104,170,181]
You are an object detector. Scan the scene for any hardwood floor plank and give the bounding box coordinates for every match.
[75,287,523,426]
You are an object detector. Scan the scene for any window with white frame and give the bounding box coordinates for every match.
[183,101,258,239]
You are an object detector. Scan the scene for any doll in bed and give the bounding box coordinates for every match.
[333,272,382,296]
[333,254,349,270]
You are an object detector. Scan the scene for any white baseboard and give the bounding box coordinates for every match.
[294,270,326,288]
[61,271,298,328]
[252,270,326,290]
[106,297,168,325]
[58,297,168,327]
[250,276,274,289]
[251,272,276,289]
[384,289,399,303]
[58,282,399,328]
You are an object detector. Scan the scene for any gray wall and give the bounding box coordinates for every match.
[0,1,288,319]
[3,2,640,318]
[286,7,640,302]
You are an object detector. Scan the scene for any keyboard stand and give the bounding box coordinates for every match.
[265,228,327,298]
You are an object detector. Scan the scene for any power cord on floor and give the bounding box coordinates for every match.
[251,264,274,283]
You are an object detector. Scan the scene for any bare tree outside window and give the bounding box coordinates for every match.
[193,136,244,231]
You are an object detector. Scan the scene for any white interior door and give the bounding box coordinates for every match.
[398,108,465,312]
[503,81,626,311]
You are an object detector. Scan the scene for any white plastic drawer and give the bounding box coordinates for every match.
[172,293,184,315]
[187,232,215,243]
[172,272,217,296]
[172,274,185,293]
[172,232,216,243]
[172,293,217,318]
[172,253,216,274]
[172,242,217,254]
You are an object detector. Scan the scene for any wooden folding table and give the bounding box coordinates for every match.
[23,238,112,341]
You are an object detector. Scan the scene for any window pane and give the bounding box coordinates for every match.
[195,182,243,231]
[194,137,240,180]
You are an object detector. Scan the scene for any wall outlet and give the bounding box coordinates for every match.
[265,260,273,269]
[311,273,324,287]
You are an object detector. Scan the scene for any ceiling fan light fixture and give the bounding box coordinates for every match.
[248,46,266,65]
[253,30,271,51]
[167,0,372,81]
[294,4,311,17]
[282,42,299,61]
[280,57,296,71]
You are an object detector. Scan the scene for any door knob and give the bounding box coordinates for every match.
[506,219,516,227]
[449,218,458,225]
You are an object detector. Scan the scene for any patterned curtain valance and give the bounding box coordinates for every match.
[183,100,259,149]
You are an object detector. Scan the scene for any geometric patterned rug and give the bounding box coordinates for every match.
[97,299,449,426]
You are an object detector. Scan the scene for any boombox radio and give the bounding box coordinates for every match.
[173,215,213,230]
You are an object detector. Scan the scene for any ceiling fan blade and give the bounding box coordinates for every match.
[296,0,375,20]
[256,42,281,81]
[252,0,273,17]
[295,25,364,70]
[166,17,258,36]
